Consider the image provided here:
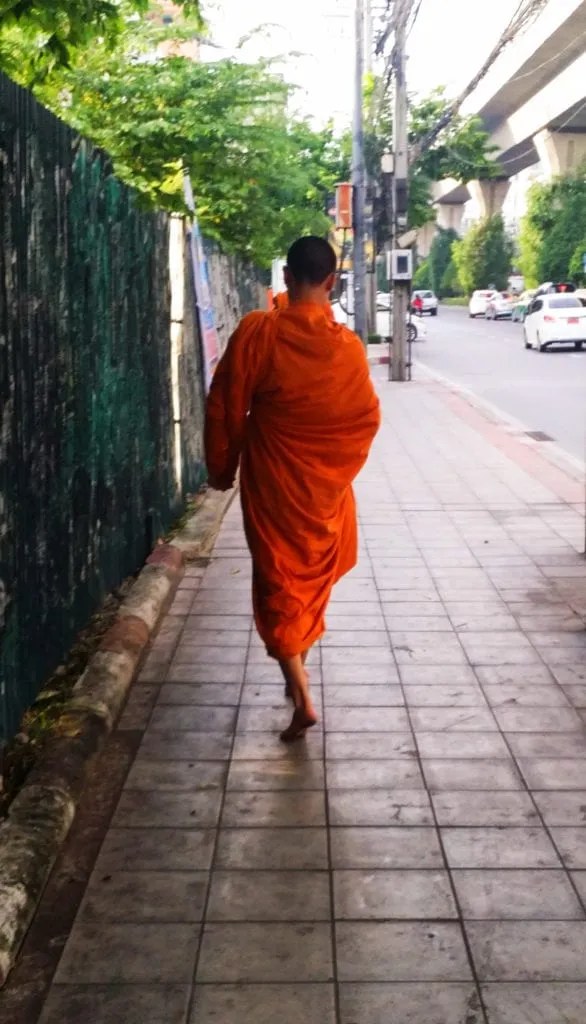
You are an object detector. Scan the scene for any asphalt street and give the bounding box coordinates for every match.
[414,305,586,463]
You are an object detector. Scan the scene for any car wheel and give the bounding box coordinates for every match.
[537,332,546,352]
[407,323,418,343]
[524,330,531,350]
[575,341,583,351]
[431,308,438,317]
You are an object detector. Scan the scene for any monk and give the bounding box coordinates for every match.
[205,236,380,741]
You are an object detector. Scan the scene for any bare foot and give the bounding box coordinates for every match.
[279,706,318,743]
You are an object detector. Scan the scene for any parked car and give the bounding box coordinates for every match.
[511,290,536,323]
[468,290,498,317]
[411,290,438,316]
[375,300,426,341]
[524,293,586,351]
[485,292,515,320]
[331,299,426,342]
[534,281,577,298]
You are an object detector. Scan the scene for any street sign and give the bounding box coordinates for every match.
[334,183,353,229]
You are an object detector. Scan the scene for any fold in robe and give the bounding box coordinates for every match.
[205,302,380,658]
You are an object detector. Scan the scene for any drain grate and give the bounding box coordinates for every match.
[525,430,554,442]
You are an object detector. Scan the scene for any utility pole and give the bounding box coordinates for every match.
[391,2,410,382]
[365,0,377,337]
[352,0,367,344]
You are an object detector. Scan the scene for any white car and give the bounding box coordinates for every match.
[524,293,586,352]
[469,290,498,318]
[411,290,438,316]
[331,300,426,342]
[484,292,515,320]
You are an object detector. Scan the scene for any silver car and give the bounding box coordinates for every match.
[411,290,439,316]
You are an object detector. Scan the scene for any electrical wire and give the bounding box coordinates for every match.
[407,0,424,39]
[504,29,586,86]
[441,94,586,172]
[410,0,550,160]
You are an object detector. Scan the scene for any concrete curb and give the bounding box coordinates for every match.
[0,486,235,986]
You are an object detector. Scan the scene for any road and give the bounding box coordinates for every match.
[414,305,586,463]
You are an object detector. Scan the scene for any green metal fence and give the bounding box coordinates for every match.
[0,74,186,743]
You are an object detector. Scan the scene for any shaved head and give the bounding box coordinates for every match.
[286,236,337,286]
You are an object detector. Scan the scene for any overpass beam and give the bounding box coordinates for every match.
[534,130,586,179]
[436,203,465,234]
[468,178,510,219]
[416,221,436,258]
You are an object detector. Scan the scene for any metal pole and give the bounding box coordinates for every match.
[382,167,393,379]
[352,0,367,344]
[365,0,377,337]
[391,5,410,382]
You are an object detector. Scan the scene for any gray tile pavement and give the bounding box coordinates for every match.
[39,383,586,1023]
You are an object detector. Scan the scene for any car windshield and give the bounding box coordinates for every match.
[547,296,581,309]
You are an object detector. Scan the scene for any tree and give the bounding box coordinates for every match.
[0,0,203,78]
[359,83,501,247]
[517,191,543,288]
[413,260,432,290]
[518,170,586,286]
[19,13,345,266]
[440,258,464,298]
[428,227,459,296]
[569,238,586,286]
[452,215,513,295]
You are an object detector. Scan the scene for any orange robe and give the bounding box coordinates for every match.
[205,302,381,658]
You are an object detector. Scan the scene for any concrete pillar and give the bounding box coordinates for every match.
[467,179,510,219]
[435,203,465,234]
[416,221,436,259]
[534,129,586,179]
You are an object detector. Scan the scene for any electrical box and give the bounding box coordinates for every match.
[387,249,413,282]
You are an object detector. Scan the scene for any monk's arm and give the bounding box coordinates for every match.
[204,311,269,490]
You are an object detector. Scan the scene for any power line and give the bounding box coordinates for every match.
[410,0,550,162]
[441,94,586,173]
[504,29,586,86]
[407,0,424,38]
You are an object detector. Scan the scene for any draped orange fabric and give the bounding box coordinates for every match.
[205,303,380,658]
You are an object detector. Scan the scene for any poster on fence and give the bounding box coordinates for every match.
[183,176,219,393]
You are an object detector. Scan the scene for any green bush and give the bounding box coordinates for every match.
[519,170,586,286]
[452,214,513,295]
[429,227,459,296]
[439,257,463,298]
[413,260,432,290]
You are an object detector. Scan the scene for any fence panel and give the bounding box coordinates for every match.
[0,74,181,743]
[0,73,267,746]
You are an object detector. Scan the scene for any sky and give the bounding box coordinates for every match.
[200,0,525,129]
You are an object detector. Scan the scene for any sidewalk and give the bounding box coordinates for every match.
[37,374,586,1024]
